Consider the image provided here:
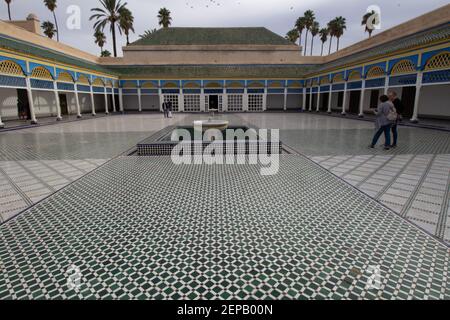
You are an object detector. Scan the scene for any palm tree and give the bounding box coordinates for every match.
[139,28,158,39]
[41,21,56,39]
[158,8,172,28]
[101,50,111,57]
[44,0,59,42]
[319,28,329,56]
[295,16,306,52]
[90,0,127,58]
[285,29,299,45]
[5,0,12,20]
[309,21,319,56]
[334,16,347,51]
[94,29,107,55]
[362,10,376,38]
[327,19,337,55]
[119,7,134,45]
[302,10,315,56]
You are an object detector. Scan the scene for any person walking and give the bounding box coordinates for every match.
[162,100,169,118]
[388,91,403,148]
[369,95,394,150]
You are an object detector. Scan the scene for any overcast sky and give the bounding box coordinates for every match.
[3,0,449,57]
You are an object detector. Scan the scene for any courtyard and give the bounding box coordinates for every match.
[0,112,448,299]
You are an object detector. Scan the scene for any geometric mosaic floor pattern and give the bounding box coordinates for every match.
[0,159,107,223]
[0,112,449,300]
[312,154,450,244]
[0,156,449,300]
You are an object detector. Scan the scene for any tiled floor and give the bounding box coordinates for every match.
[0,114,186,221]
[0,112,449,300]
[239,113,450,244]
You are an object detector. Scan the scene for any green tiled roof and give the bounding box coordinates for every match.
[106,64,315,78]
[0,34,115,75]
[130,27,292,46]
[312,23,450,75]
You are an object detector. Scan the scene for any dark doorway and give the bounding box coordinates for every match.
[17,89,30,120]
[305,94,310,109]
[401,87,416,119]
[59,94,69,115]
[337,92,344,109]
[114,95,120,112]
[349,91,361,114]
[370,90,379,109]
[320,93,329,111]
[108,95,114,112]
[209,95,218,111]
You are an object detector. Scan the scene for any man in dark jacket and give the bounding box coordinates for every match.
[388,91,403,148]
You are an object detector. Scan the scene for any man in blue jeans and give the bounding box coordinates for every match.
[370,95,393,150]
[388,91,403,148]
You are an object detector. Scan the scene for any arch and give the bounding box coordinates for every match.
[332,74,345,83]
[366,66,385,79]
[424,51,450,71]
[105,80,113,88]
[57,71,74,83]
[247,81,264,88]
[347,70,362,81]
[92,78,105,87]
[0,60,25,76]
[320,77,330,85]
[77,74,90,85]
[31,66,53,80]
[205,81,222,88]
[269,81,285,88]
[141,81,157,89]
[227,81,244,88]
[183,81,200,89]
[311,79,319,86]
[123,81,138,88]
[390,59,416,75]
[162,81,178,88]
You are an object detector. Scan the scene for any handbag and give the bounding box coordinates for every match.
[168,111,173,118]
[387,106,398,121]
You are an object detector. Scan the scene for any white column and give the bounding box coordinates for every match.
[327,90,333,113]
[104,87,109,114]
[411,72,422,123]
[74,84,82,118]
[308,90,313,111]
[316,92,321,112]
[138,87,142,112]
[200,88,206,112]
[243,88,249,112]
[0,113,4,128]
[302,88,307,111]
[179,93,184,112]
[384,75,389,94]
[26,76,38,124]
[263,88,267,111]
[119,88,124,113]
[358,80,366,117]
[90,86,96,116]
[283,88,288,111]
[111,88,117,113]
[53,81,62,120]
[158,87,163,112]
[342,82,348,115]
[222,93,228,112]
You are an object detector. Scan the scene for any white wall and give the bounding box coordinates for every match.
[65,92,78,115]
[418,84,450,118]
[0,88,18,119]
[33,90,57,117]
[79,93,92,114]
